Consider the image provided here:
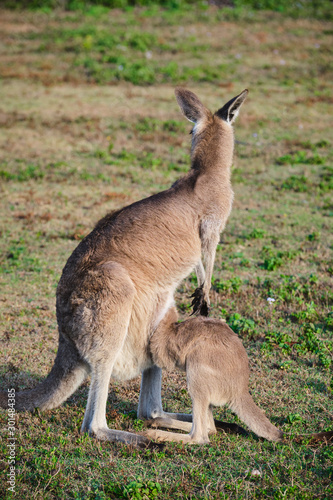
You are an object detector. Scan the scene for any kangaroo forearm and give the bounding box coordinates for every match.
[195,260,205,287]
[201,238,219,299]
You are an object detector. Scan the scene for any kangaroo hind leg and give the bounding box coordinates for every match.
[138,365,194,433]
[138,365,193,422]
[72,262,149,447]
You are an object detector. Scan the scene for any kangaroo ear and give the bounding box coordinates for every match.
[175,88,209,124]
[215,89,248,124]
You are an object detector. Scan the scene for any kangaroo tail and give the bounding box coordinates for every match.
[0,335,89,411]
[288,431,333,445]
[230,392,283,442]
[228,393,332,445]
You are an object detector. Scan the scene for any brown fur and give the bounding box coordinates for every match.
[147,308,333,445]
[0,88,248,447]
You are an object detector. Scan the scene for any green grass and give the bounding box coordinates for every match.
[0,3,332,499]
[3,0,333,22]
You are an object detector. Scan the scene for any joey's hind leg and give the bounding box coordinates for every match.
[188,398,210,444]
[145,398,211,445]
[207,405,217,435]
[75,262,149,447]
[148,406,247,437]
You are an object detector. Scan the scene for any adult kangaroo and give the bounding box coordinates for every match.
[0,88,248,446]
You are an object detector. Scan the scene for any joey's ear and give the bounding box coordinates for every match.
[175,87,209,124]
[215,89,248,124]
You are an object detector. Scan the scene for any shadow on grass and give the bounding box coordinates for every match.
[0,365,46,391]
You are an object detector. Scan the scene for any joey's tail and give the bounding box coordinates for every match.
[230,393,283,442]
[0,335,89,411]
[229,393,333,445]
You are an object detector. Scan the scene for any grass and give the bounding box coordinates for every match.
[0,3,332,499]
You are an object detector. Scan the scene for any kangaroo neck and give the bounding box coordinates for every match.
[190,128,234,180]
[191,155,232,183]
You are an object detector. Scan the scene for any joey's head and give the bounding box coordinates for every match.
[175,87,248,167]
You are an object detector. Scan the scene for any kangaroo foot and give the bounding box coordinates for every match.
[86,427,152,449]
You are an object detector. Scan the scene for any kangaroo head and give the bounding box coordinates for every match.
[175,87,248,162]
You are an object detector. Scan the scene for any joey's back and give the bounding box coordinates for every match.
[148,308,285,445]
[151,311,248,379]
